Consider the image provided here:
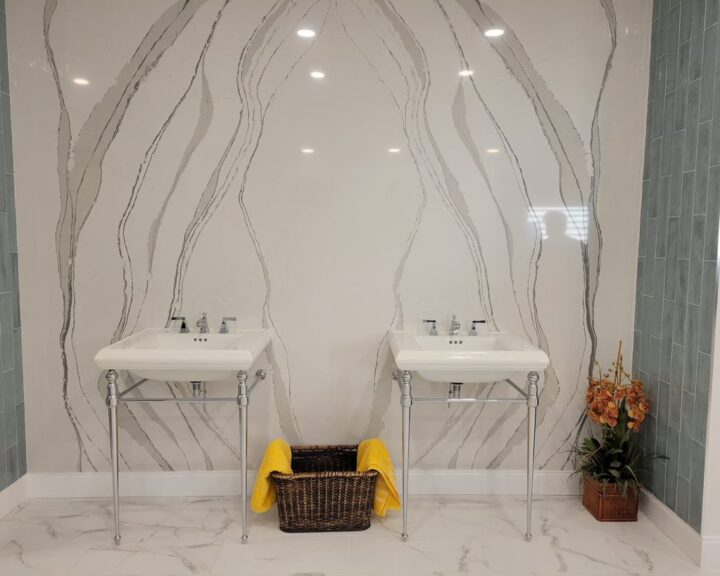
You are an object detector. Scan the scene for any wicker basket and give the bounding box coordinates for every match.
[270,445,378,532]
[582,476,639,521]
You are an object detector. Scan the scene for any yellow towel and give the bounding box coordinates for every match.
[357,438,401,517]
[251,438,292,513]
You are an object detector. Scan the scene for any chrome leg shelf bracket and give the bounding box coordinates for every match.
[396,370,540,542]
[105,368,267,544]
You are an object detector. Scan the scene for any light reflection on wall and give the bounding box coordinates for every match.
[527,206,589,242]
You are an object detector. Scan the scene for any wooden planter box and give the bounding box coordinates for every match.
[582,476,638,522]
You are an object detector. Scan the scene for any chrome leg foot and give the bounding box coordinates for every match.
[241,534,248,544]
[526,371,539,543]
[400,370,412,542]
[238,370,249,544]
[106,370,121,545]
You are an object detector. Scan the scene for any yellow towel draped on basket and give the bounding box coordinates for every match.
[357,438,401,517]
[251,438,292,513]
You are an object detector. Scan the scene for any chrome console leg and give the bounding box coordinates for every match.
[400,370,412,542]
[238,370,249,543]
[525,371,539,542]
[105,370,121,544]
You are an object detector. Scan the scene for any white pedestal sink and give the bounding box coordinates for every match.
[388,328,549,543]
[388,329,549,383]
[94,328,271,382]
[94,327,271,545]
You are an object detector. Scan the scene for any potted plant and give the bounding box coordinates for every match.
[573,341,654,522]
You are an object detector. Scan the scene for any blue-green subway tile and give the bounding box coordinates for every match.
[654,86,668,141]
[1,93,11,173]
[659,0,672,56]
[3,371,15,446]
[709,0,720,26]
[645,216,659,261]
[679,172,695,256]
[684,82,701,170]
[13,331,20,405]
[645,244,657,295]
[693,351,711,442]
[657,178,671,255]
[681,1,693,43]
[690,0,707,80]
[0,420,5,490]
[17,404,25,477]
[711,73,720,164]
[699,261,717,353]
[652,261,666,333]
[662,100,676,174]
[0,213,9,294]
[700,25,718,121]
[676,475,691,522]
[689,440,706,531]
[661,302,674,380]
[653,459,667,502]
[694,122,711,212]
[688,215,706,304]
[6,175,15,252]
[646,414,658,461]
[670,135,685,213]
[11,255,19,329]
[705,167,720,260]
[0,291,12,371]
[651,137,663,190]
[664,425,680,509]
[683,304,700,391]
[665,218,680,297]
[5,443,16,485]
[0,15,6,97]
[673,260,690,343]
[670,343,684,427]
[679,430,694,479]
[668,5,682,90]
[658,380,671,424]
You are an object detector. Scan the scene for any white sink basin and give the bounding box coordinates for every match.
[388,330,549,383]
[94,328,271,382]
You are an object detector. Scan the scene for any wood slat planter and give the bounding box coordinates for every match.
[582,476,639,522]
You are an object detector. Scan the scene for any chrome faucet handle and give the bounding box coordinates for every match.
[423,319,438,336]
[196,312,209,334]
[450,314,461,336]
[219,316,237,334]
[170,316,189,334]
[469,320,486,336]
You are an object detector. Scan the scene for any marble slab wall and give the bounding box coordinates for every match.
[0,0,25,492]
[7,0,651,475]
[634,0,720,533]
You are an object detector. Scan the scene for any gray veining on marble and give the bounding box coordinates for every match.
[8,0,651,475]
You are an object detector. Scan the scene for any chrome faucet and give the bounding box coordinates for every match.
[469,320,487,336]
[423,319,438,336]
[449,315,461,336]
[219,316,236,334]
[196,312,209,334]
[170,316,189,333]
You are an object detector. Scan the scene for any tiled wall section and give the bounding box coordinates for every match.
[0,0,24,492]
[635,0,720,532]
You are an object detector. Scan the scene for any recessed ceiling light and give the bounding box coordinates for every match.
[297,29,316,38]
[484,28,505,38]
[310,70,325,79]
[487,148,500,154]
[301,148,315,154]
[73,78,90,85]
[458,69,474,77]
[388,148,401,153]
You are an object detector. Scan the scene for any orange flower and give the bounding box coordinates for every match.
[586,371,650,432]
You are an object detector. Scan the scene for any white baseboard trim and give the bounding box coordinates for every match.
[640,489,703,566]
[0,476,28,519]
[22,469,579,498]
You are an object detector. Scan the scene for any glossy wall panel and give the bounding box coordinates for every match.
[7,1,650,475]
[635,0,720,533]
[0,0,25,492]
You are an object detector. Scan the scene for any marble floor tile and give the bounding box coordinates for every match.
[0,496,715,575]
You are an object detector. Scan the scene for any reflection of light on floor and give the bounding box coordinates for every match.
[528,206,589,241]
